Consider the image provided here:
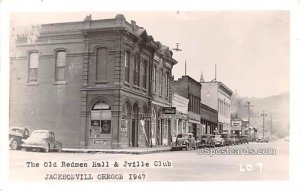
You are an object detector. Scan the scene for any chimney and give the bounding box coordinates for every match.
[115,14,126,25]
[131,20,138,31]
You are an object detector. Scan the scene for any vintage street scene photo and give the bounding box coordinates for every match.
[8,11,289,181]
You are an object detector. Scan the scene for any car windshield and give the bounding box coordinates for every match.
[177,134,188,138]
[31,131,48,138]
[221,134,227,138]
[201,135,209,138]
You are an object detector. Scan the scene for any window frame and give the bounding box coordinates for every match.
[124,50,130,83]
[55,50,66,82]
[27,51,39,84]
[142,59,148,90]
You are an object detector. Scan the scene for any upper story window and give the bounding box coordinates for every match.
[152,66,156,93]
[133,54,140,86]
[96,47,108,82]
[124,51,130,83]
[164,72,169,98]
[55,51,66,82]
[143,59,148,89]
[28,52,39,83]
[159,69,163,96]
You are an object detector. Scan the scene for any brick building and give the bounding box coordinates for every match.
[200,103,218,135]
[10,14,177,149]
[172,76,202,138]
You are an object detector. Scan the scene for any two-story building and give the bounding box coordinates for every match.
[201,80,233,134]
[10,14,177,149]
[172,76,202,139]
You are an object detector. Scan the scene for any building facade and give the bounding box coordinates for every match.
[231,119,249,136]
[172,76,202,139]
[170,93,189,142]
[201,81,233,134]
[200,103,218,135]
[10,14,177,149]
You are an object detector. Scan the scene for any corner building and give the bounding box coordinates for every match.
[10,14,177,149]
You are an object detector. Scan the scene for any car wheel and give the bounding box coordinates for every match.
[44,144,50,153]
[10,140,18,150]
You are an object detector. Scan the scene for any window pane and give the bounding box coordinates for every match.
[56,51,66,67]
[56,67,65,81]
[29,68,37,82]
[96,48,107,81]
[125,51,130,82]
[29,53,38,68]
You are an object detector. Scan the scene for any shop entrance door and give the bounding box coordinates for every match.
[131,119,137,147]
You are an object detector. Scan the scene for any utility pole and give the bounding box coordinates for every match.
[244,101,254,127]
[270,113,272,139]
[185,60,186,76]
[261,111,267,138]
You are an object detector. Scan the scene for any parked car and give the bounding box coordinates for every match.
[22,130,62,152]
[239,135,250,144]
[172,133,197,150]
[9,127,30,150]
[229,135,240,145]
[256,137,269,143]
[221,134,232,146]
[213,134,225,147]
[198,134,215,148]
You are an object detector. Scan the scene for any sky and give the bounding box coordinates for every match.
[10,11,290,98]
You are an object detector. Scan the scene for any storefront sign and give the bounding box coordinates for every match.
[231,120,242,128]
[93,139,108,145]
[162,107,176,115]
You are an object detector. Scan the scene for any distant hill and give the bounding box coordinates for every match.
[231,92,289,138]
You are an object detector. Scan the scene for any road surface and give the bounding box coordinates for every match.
[9,139,288,181]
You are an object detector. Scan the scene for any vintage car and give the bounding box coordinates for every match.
[9,127,30,150]
[22,130,62,152]
[198,134,215,148]
[213,134,225,147]
[229,135,240,145]
[239,135,250,144]
[256,137,269,143]
[221,134,232,146]
[171,133,197,150]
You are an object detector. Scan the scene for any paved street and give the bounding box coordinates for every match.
[9,139,288,181]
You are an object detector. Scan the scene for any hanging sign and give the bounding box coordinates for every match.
[162,107,176,115]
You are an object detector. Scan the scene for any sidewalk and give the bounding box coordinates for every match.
[62,146,172,155]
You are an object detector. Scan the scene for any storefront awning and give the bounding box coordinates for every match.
[188,119,201,125]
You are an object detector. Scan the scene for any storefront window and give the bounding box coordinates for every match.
[183,121,187,133]
[151,108,156,145]
[90,102,112,138]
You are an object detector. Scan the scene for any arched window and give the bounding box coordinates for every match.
[90,101,111,138]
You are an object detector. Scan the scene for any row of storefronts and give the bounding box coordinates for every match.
[10,14,231,149]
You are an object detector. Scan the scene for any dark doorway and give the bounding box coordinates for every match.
[131,119,137,147]
[192,123,197,139]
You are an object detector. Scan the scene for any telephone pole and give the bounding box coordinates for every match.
[270,113,272,139]
[244,101,254,127]
[261,111,267,138]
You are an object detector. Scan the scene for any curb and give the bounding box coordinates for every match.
[61,148,172,155]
